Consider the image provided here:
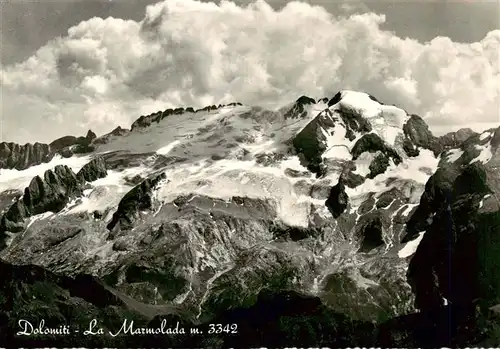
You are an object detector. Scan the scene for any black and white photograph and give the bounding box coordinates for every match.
[1,0,499,347]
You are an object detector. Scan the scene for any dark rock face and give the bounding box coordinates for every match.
[358,194,376,215]
[405,160,500,317]
[284,168,310,178]
[404,166,458,239]
[86,129,97,141]
[292,95,382,176]
[310,181,332,200]
[336,105,373,141]
[49,135,79,150]
[328,91,342,107]
[209,289,377,348]
[402,137,420,157]
[403,114,442,156]
[377,303,493,348]
[49,133,95,154]
[196,105,219,113]
[270,223,321,241]
[376,187,403,208]
[76,156,107,183]
[352,133,402,165]
[106,172,167,232]
[131,113,156,130]
[284,95,316,119]
[121,254,190,302]
[0,190,22,215]
[491,127,500,149]
[292,112,336,175]
[131,108,184,130]
[368,153,390,179]
[0,142,54,170]
[357,215,385,252]
[368,94,382,103]
[325,180,349,218]
[342,169,366,188]
[438,128,477,149]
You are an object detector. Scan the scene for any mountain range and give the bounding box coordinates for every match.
[1,90,499,347]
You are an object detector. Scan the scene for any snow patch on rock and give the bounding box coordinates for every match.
[398,231,426,258]
[470,141,493,164]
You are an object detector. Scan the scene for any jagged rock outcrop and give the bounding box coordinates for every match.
[438,128,477,149]
[76,156,107,183]
[130,103,243,131]
[49,130,96,155]
[86,129,97,141]
[131,108,183,130]
[0,142,54,170]
[0,130,98,171]
[0,165,81,235]
[0,159,108,245]
[402,137,420,157]
[402,114,442,156]
[325,180,349,218]
[93,126,129,145]
[368,152,390,179]
[290,91,399,176]
[106,172,167,232]
[284,95,316,119]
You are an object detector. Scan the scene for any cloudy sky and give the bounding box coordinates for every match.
[1,0,499,143]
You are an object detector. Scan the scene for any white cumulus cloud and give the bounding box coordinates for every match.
[1,0,499,143]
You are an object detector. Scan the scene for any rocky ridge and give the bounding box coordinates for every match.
[0,157,107,248]
[0,130,97,171]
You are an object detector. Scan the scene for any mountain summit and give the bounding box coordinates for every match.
[1,90,499,347]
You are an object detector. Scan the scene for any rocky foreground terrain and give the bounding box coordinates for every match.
[0,90,499,347]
